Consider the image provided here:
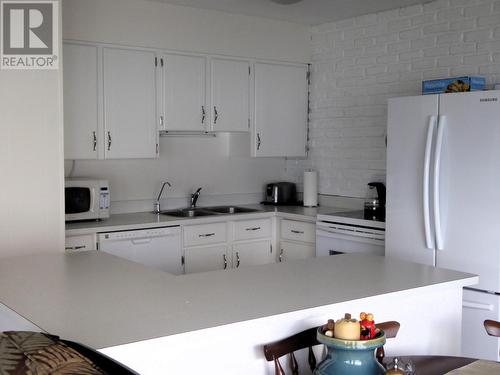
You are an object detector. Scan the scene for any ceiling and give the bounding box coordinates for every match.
[154,0,433,25]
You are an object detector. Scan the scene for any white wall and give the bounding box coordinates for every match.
[67,135,287,213]
[63,0,310,63]
[63,0,309,212]
[286,0,500,200]
[0,1,64,257]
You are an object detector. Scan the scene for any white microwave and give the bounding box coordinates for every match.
[65,179,110,221]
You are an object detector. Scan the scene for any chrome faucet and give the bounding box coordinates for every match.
[154,181,171,214]
[190,187,202,208]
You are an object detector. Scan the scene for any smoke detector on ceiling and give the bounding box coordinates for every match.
[271,0,304,4]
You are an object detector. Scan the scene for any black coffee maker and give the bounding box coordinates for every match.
[364,182,386,221]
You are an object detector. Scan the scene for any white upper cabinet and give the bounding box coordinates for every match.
[103,47,158,159]
[210,58,250,132]
[253,62,308,157]
[63,41,309,160]
[63,43,100,160]
[160,53,207,131]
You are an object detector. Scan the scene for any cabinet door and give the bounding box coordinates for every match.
[232,240,274,269]
[211,58,249,132]
[161,54,207,131]
[103,47,158,159]
[184,245,230,274]
[63,43,100,160]
[254,62,308,157]
[279,240,315,262]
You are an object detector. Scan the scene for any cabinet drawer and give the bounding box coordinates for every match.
[65,234,96,252]
[233,218,271,241]
[281,219,315,243]
[184,222,227,247]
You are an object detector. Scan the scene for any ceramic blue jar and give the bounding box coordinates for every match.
[314,328,386,375]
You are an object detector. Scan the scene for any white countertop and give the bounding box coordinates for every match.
[0,252,477,349]
[65,204,346,235]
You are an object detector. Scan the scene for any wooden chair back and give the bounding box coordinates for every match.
[484,319,500,337]
[263,321,400,375]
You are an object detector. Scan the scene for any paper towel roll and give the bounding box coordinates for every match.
[303,170,318,207]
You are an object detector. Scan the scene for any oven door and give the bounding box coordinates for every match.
[315,223,385,257]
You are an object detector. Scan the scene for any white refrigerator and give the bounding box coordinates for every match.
[386,90,500,361]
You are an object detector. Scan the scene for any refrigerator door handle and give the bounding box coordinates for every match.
[433,115,446,250]
[423,115,436,250]
[463,300,494,311]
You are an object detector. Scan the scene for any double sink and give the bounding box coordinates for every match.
[159,206,261,218]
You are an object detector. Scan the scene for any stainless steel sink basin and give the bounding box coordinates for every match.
[204,206,260,214]
[158,206,261,217]
[160,209,216,217]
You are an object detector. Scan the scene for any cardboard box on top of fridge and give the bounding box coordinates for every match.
[422,76,486,95]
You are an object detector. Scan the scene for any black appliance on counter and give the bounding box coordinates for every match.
[364,182,386,221]
[262,182,299,205]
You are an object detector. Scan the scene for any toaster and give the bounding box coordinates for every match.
[264,182,297,205]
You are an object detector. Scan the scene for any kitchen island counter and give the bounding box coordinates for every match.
[0,253,477,374]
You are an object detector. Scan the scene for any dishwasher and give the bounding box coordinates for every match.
[98,226,183,275]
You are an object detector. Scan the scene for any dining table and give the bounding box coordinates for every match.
[384,355,498,374]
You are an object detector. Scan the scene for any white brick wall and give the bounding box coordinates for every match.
[286,0,500,199]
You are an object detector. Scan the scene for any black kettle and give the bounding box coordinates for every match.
[364,182,386,221]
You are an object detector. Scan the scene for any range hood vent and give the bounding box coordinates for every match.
[159,131,217,138]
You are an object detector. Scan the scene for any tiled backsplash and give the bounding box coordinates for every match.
[286,0,500,199]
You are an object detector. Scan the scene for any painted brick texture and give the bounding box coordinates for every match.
[286,0,500,199]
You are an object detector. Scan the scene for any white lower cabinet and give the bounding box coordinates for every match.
[232,240,273,269]
[278,219,316,263]
[183,222,228,274]
[184,245,231,274]
[183,217,274,274]
[279,240,315,262]
[65,234,96,252]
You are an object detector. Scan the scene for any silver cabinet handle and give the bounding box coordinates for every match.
[159,115,164,127]
[245,227,261,231]
[92,131,97,151]
[201,106,206,125]
[199,233,215,238]
[223,254,228,270]
[107,131,112,151]
[213,106,218,124]
[279,249,284,262]
[236,251,240,268]
[291,229,304,234]
[257,133,261,150]
[65,245,86,251]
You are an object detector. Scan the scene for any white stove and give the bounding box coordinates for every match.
[316,210,385,257]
